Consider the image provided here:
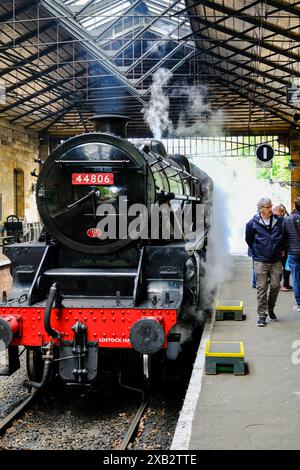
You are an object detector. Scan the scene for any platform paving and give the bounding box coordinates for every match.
[173,255,300,450]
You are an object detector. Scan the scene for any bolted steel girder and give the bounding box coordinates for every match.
[40,0,145,106]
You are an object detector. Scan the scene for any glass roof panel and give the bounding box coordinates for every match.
[59,0,191,37]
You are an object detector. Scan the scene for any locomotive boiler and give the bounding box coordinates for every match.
[0,115,212,387]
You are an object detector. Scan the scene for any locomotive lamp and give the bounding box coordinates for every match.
[0,316,20,351]
[130,318,165,355]
[0,315,20,376]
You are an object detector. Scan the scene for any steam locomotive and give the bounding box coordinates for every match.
[0,115,212,387]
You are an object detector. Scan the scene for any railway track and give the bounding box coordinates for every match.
[119,392,150,450]
[0,389,38,435]
[0,387,150,449]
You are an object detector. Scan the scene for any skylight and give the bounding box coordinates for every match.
[59,0,191,38]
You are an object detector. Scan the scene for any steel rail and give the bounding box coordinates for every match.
[118,393,150,450]
[0,389,38,435]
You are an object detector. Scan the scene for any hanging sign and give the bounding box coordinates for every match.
[287,86,300,104]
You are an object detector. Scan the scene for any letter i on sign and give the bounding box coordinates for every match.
[263,147,267,160]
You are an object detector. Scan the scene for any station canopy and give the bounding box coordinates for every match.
[0,0,299,137]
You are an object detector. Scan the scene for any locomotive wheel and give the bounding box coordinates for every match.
[26,347,44,382]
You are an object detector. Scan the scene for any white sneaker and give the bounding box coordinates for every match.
[293,305,300,311]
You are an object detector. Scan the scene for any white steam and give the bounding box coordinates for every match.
[203,184,232,304]
[144,69,224,139]
[175,84,224,137]
[143,68,173,140]
[193,159,233,312]
[146,24,175,56]
[166,324,193,360]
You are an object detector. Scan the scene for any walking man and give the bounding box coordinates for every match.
[273,204,293,291]
[245,197,284,326]
[282,197,300,311]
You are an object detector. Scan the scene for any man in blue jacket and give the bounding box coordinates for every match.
[245,197,284,326]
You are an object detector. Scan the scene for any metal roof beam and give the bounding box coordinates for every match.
[134,42,187,86]
[0,2,34,24]
[264,1,300,17]
[101,0,182,56]
[189,15,300,64]
[0,20,56,52]
[0,44,57,79]
[184,31,292,88]
[37,104,76,131]
[0,68,86,114]
[211,74,291,124]
[177,0,260,16]
[74,0,96,18]
[9,86,87,123]
[200,58,292,112]
[40,0,145,105]
[5,54,85,94]
[96,0,146,39]
[181,0,300,18]
[74,0,123,18]
[196,46,290,101]
[189,17,300,78]
[140,48,195,97]
[197,0,300,44]
[123,19,189,74]
[76,106,88,132]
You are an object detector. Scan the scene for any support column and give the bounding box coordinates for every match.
[290,137,300,207]
[39,131,49,162]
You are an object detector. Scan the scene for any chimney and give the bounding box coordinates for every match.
[90,114,130,138]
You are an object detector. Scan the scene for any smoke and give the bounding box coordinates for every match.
[174,84,225,137]
[194,158,233,312]
[166,174,233,361]
[202,184,233,310]
[144,69,224,139]
[146,24,175,56]
[142,68,173,139]
[166,323,193,360]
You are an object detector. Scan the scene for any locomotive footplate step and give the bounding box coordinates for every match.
[215,300,244,321]
[205,341,246,375]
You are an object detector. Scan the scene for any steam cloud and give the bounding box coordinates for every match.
[201,184,233,311]
[174,84,224,137]
[143,68,173,139]
[144,69,224,138]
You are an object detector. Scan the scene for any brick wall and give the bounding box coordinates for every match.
[0,266,12,296]
[0,118,39,224]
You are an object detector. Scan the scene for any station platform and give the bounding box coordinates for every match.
[172,255,300,450]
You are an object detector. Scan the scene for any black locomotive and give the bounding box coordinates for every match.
[0,115,212,387]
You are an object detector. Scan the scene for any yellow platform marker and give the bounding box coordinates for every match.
[205,340,245,375]
[215,300,244,321]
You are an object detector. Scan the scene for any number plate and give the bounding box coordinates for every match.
[72,173,114,185]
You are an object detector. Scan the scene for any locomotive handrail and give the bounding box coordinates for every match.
[54,159,131,165]
[151,159,198,182]
[67,188,100,210]
[157,190,201,204]
[43,267,137,277]
[44,282,61,341]
[28,245,51,306]
[133,246,145,307]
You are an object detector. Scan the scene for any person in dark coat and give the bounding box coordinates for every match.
[245,197,284,326]
[273,204,293,291]
[282,197,300,311]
